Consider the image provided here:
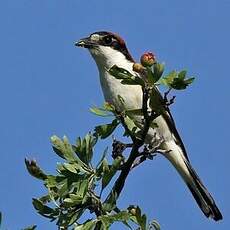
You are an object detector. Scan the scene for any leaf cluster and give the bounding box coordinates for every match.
[25,134,159,230]
[109,62,194,90]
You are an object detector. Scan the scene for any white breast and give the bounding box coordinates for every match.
[89,46,143,111]
[89,46,173,144]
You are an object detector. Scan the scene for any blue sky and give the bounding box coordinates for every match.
[0,0,229,229]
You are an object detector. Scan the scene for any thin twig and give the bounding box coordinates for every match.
[164,88,176,106]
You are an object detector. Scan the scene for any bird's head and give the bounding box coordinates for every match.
[75,31,134,69]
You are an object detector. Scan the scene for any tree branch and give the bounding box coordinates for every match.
[103,86,159,208]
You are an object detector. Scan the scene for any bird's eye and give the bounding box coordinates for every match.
[103,36,113,45]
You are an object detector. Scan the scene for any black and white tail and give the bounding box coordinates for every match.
[164,141,222,221]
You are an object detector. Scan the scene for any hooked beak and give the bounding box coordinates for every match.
[75,37,98,49]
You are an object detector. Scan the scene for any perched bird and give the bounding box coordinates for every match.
[75,31,222,221]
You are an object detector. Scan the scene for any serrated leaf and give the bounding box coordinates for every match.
[94,119,119,139]
[160,69,195,90]
[73,134,97,165]
[159,70,177,87]
[178,70,187,79]
[170,76,195,90]
[51,135,77,162]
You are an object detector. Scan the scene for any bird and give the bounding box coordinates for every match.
[75,31,222,221]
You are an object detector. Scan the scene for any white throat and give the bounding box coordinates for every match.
[88,46,142,110]
[89,46,133,70]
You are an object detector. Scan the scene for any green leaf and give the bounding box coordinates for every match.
[64,194,83,207]
[73,134,97,165]
[32,198,57,217]
[126,108,143,117]
[109,65,135,79]
[45,175,58,188]
[97,158,109,179]
[153,63,164,83]
[159,70,177,86]
[178,70,187,79]
[25,159,47,180]
[102,156,123,191]
[90,102,116,117]
[74,219,97,230]
[51,135,77,162]
[184,77,195,84]
[159,70,195,90]
[129,206,147,230]
[103,191,118,212]
[103,102,116,112]
[149,220,161,230]
[94,119,119,139]
[22,225,37,230]
[109,65,144,86]
[123,116,137,136]
[99,211,131,229]
[63,162,81,173]
[90,107,111,117]
[145,66,155,85]
[170,77,195,90]
[121,77,144,86]
[96,147,108,169]
[69,209,85,226]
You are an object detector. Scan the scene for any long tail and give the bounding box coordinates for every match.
[164,141,222,221]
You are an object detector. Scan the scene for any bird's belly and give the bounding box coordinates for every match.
[100,74,143,111]
[99,72,173,145]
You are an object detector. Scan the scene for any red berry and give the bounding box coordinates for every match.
[140,52,156,67]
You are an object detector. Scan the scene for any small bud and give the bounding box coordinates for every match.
[133,63,145,73]
[25,158,47,180]
[128,206,137,215]
[140,52,156,67]
[130,208,137,215]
